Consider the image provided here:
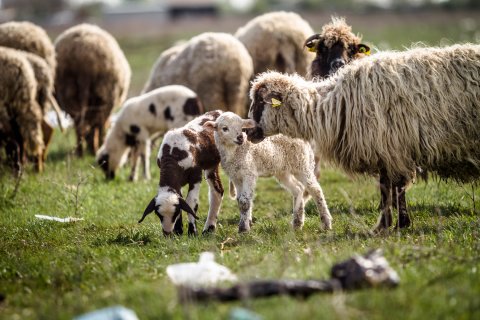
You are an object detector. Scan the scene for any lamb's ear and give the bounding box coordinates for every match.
[242,119,256,129]
[138,197,156,223]
[203,121,217,131]
[178,197,199,220]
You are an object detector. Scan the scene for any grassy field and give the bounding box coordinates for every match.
[1,10,480,320]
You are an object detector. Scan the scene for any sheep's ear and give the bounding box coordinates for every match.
[178,197,199,220]
[138,197,156,223]
[357,44,371,55]
[203,121,217,131]
[48,94,65,132]
[242,119,256,129]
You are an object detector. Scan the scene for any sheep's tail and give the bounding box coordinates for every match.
[229,180,237,200]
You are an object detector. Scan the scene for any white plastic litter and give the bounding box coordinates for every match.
[45,110,73,129]
[35,214,84,223]
[74,306,138,320]
[166,252,237,287]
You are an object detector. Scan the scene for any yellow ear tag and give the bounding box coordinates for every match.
[359,46,371,55]
[271,98,282,108]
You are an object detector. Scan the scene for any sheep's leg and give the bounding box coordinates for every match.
[236,177,256,233]
[203,166,224,234]
[395,177,411,229]
[74,123,84,157]
[276,173,305,230]
[296,172,332,230]
[186,170,202,236]
[374,169,393,232]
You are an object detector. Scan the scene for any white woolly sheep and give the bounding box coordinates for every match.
[138,111,224,236]
[235,11,314,76]
[304,16,370,79]
[0,47,44,172]
[55,23,131,156]
[142,32,253,116]
[96,85,204,181]
[204,112,332,232]
[247,44,480,232]
[0,21,56,73]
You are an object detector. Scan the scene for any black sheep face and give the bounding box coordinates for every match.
[305,35,370,78]
[97,153,115,180]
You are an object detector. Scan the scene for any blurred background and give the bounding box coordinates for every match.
[2,0,479,95]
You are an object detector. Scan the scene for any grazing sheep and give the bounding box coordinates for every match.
[235,11,314,76]
[204,112,332,232]
[142,33,253,116]
[304,17,370,79]
[7,48,63,162]
[0,21,56,73]
[247,44,480,231]
[138,111,224,236]
[0,48,44,172]
[55,23,131,156]
[96,85,204,181]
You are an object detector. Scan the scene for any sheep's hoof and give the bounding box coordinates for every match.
[202,225,216,235]
[188,223,198,237]
[395,214,412,229]
[321,214,332,230]
[292,216,305,230]
[238,220,251,233]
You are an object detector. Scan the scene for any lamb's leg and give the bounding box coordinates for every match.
[236,177,256,233]
[276,173,305,230]
[186,171,202,236]
[374,169,393,232]
[203,166,224,234]
[296,171,332,230]
[141,139,151,180]
[128,146,140,182]
[395,177,411,229]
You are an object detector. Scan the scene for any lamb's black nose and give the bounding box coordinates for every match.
[237,134,244,144]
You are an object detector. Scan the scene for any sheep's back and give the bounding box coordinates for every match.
[55,24,131,121]
[322,44,480,181]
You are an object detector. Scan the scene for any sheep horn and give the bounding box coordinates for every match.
[304,33,321,49]
[178,197,199,220]
[138,197,156,223]
[48,94,65,133]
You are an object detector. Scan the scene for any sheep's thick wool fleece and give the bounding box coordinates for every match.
[235,11,314,76]
[0,48,43,153]
[252,44,480,182]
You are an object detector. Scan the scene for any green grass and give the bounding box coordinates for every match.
[1,11,480,320]
[0,129,479,320]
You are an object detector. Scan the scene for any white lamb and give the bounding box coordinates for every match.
[96,85,203,181]
[204,112,332,232]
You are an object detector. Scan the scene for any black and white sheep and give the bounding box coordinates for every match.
[142,33,253,116]
[0,47,44,172]
[96,85,204,181]
[235,11,314,77]
[304,17,370,79]
[204,112,332,232]
[138,111,224,236]
[55,23,131,156]
[247,44,480,231]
